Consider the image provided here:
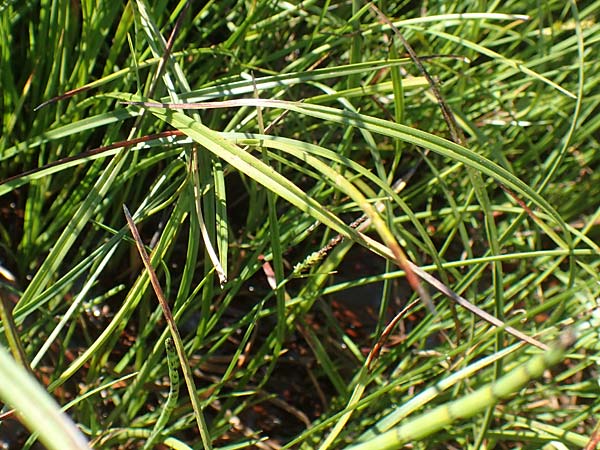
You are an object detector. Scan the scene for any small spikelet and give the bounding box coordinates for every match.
[292,249,326,276]
[292,215,370,276]
[293,235,345,276]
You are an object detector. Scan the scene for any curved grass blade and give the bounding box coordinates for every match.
[121,95,431,310]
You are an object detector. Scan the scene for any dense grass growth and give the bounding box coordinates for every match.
[1,1,599,449]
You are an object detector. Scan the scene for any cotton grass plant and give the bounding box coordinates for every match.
[1,1,599,449]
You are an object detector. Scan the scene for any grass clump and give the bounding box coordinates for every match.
[1,1,599,449]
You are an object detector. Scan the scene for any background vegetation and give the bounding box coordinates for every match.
[1,0,599,449]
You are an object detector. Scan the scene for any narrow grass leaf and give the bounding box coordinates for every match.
[0,346,90,450]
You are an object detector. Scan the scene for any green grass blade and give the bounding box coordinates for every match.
[0,346,90,450]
